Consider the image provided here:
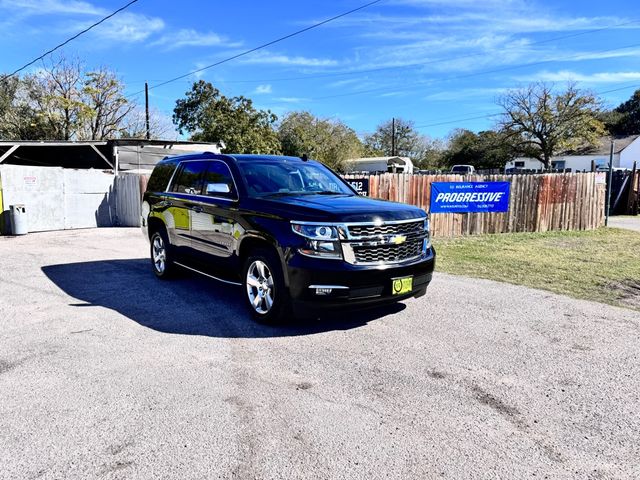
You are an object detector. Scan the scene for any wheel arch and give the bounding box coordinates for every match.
[147,216,167,239]
[238,234,290,287]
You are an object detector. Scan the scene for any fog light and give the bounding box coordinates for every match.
[315,287,333,295]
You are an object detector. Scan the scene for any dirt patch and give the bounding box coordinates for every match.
[607,279,640,309]
[0,359,17,375]
[471,385,526,429]
[428,370,447,380]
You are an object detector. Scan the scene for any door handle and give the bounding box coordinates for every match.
[191,206,203,213]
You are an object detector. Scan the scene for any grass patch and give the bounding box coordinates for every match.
[434,228,640,311]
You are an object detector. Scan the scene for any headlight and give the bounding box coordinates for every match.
[424,217,432,249]
[292,222,342,259]
[291,223,339,240]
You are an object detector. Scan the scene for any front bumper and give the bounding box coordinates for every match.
[285,247,435,313]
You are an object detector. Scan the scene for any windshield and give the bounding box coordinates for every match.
[238,161,355,197]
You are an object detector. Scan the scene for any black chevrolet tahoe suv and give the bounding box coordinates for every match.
[141,153,435,323]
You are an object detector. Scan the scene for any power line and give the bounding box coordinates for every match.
[415,114,502,129]
[141,18,640,87]
[412,82,640,130]
[1,0,140,81]
[127,0,382,98]
[313,41,640,101]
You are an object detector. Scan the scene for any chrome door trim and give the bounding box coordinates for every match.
[166,159,240,202]
[173,261,242,286]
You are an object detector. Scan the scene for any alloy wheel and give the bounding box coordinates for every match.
[246,260,275,314]
[152,234,166,274]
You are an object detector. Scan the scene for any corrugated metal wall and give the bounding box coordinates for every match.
[113,174,142,228]
[0,165,123,234]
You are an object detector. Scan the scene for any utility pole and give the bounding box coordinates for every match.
[605,140,614,226]
[145,82,150,140]
[391,117,396,156]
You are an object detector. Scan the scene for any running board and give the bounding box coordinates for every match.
[174,261,242,286]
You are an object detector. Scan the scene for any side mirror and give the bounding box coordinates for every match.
[206,182,231,194]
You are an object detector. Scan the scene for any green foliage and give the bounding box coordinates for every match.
[363,118,445,169]
[81,68,134,140]
[0,76,53,140]
[363,118,421,159]
[277,111,363,171]
[604,89,640,135]
[444,129,514,170]
[173,81,280,154]
[498,83,606,169]
[415,139,447,170]
[1,56,133,141]
[364,118,445,169]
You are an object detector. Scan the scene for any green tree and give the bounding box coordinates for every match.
[1,58,135,141]
[603,89,640,135]
[0,76,53,140]
[414,138,447,170]
[364,118,422,159]
[81,67,134,140]
[28,57,92,140]
[497,82,605,169]
[173,80,280,154]
[363,117,444,169]
[278,111,363,171]
[444,129,514,170]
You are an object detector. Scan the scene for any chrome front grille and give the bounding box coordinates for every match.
[347,220,424,238]
[342,218,428,265]
[352,239,424,264]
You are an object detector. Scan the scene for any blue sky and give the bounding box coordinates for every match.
[1,0,640,140]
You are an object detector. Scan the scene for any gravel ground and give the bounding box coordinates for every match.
[608,216,640,233]
[1,228,639,480]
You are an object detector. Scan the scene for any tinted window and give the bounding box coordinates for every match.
[202,161,236,199]
[171,161,208,195]
[147,162,176,192]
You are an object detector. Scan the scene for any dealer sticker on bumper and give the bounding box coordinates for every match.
[392,276,413,295]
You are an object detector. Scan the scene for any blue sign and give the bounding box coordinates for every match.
[430,182,511,213]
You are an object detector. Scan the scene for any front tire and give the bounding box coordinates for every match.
[242,249,291,324]
[150,229,175,279]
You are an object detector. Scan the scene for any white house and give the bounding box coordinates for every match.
[346,156,414,174]
[505,135,640,171]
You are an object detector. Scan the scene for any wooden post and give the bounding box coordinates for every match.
[145,82,151,140]
[391,117,396,156]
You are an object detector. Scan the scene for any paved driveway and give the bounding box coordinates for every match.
[1,229,639,479]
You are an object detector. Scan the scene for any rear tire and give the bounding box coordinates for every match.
[242,248,291,324]
[150,229,176,279]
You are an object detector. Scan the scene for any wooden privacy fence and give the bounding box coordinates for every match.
[343,172,606,237]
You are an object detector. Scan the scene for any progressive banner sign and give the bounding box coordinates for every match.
[430,181,511,213]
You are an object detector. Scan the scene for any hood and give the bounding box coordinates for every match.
[256,194,426,223]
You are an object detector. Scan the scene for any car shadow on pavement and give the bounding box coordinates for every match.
[42,259,405,338]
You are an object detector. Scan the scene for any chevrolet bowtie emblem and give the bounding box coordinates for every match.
[391,235,407,245]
